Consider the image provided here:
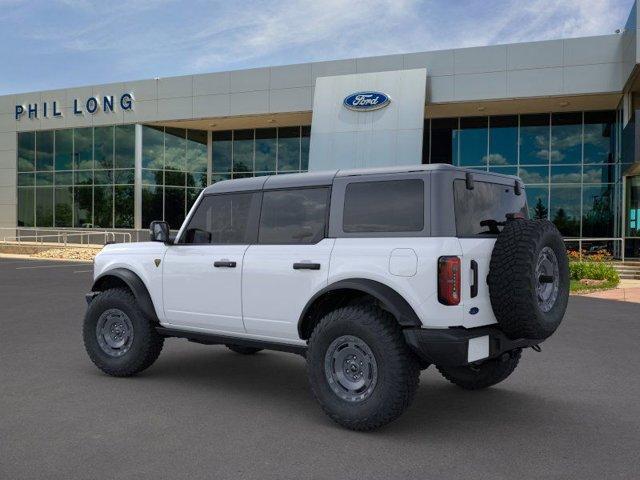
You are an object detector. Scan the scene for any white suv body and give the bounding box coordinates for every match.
[94,165,506,350]
[85,164,568,430]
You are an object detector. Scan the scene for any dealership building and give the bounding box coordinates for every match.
[2,3,640,257]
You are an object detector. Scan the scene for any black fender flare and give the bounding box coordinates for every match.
[92,268,159,323]
[297,278,423,338]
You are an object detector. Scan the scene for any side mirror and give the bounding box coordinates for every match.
[149,221,171,243]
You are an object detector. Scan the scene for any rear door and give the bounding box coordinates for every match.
[453,179,528,327]
[162,192,261,333]
[242,187,333,341]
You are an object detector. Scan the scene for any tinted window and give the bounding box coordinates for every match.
[259,188,329,244]
[181,193,259,244]
[454,180,528,236]
[343,180,424,233]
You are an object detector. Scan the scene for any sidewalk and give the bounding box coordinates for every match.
[576,279,640,303]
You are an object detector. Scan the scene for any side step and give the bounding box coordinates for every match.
[156,327,307,356]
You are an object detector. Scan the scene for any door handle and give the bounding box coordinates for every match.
[214,260,236,268]
[293,262,321,270]
[470,260,478,298]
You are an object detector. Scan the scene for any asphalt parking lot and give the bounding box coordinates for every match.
[1,257,639,479]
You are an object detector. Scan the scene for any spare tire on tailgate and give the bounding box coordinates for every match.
[488,218,569,340]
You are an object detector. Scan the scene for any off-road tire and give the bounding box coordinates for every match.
[226,344,263,355]
[437,349,521,390]
[488,219,569,340]
[307,304,420,431]
[83,288,164,377]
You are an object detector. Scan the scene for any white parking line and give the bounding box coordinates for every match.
[73,270,93,273]
[15,263,91,270]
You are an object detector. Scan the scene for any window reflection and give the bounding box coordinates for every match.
[582,184,614,237]
[584,111,615,164]
[488,116,517,166]
[526,186,549,220]
[233,129,254,174]
[456,117,487,167]
[520,114,549,165]
[550,185,581,237]
[430,118,457,164]
[550,113,582,164]
[550,165,581,183]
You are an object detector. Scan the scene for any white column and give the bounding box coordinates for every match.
[134,124,143,230]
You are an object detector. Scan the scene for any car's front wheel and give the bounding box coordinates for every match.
[83,288,164,377]
[306,304,420,431]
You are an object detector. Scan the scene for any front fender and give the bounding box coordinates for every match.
[92,268,159,323]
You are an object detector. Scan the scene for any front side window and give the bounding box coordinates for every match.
[180,193,259,245]
[259,188,329,244]
[454,180,528,236]
[343,180,424,233]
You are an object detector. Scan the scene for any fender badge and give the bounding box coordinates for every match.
[469,307,479,315]
[154,259,161,267]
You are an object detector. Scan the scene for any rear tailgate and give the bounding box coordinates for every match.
[458,238,498,328]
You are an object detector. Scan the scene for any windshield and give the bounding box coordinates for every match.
[453,179,528,236]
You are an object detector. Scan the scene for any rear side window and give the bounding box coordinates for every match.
[343,179,424,233]
[180,192,259,244]
[259,188,329,244]
[453,180,528,236]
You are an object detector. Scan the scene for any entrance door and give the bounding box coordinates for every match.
[162,192,261,333]
[625,175,640,258]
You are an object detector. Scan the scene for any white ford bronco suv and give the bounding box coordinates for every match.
[83,165,569,430]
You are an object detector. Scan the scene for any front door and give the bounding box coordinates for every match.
[162,191,261,333]
[242,187,333,341]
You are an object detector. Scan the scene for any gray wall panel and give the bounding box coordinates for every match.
[229,67,270,93]
[454,45,507,74]
[507,40,564,70]
[507,67,564,97]
[270,64,312,89]
[269,87,312,113]
[403,50,455,75]
[454,71,507,101]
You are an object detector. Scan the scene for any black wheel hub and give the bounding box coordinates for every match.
[324,335,378,403]
[96,308,134,357]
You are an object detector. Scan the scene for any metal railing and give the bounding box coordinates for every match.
[0,228,132,247]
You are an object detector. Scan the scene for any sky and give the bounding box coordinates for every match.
[0,0,636,95]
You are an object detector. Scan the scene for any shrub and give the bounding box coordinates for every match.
[569,261,619,283]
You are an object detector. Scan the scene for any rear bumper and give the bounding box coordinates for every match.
[403,326,541,367]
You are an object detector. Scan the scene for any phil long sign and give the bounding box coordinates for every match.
[309,68,427,171]
[15,93,134,120]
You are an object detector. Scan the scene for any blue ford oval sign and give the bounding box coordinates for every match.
[343,91,390,111]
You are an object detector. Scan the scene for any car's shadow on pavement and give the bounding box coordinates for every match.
[105,343,595,437]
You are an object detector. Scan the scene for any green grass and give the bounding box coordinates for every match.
[570,278,619,294]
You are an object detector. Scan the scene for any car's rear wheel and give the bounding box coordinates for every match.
[437,349,521,390]
[83,288,164,377]
[306,304,420,431]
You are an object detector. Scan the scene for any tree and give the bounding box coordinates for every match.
[533,198,548,220]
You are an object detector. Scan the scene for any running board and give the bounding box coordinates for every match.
[156,327,307,356]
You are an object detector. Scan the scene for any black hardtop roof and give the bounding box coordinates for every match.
[202,164,519,195]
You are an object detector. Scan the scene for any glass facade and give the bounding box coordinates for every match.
[212,126,310,180]
[141,126,208,229]
[17,124,311,231]
[425,111,621,239]
[17,125,135,228]
[15,113,624,246]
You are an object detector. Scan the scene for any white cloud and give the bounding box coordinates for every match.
[1,0,634,92]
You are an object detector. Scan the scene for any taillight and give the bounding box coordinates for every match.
[438,256,461,305]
